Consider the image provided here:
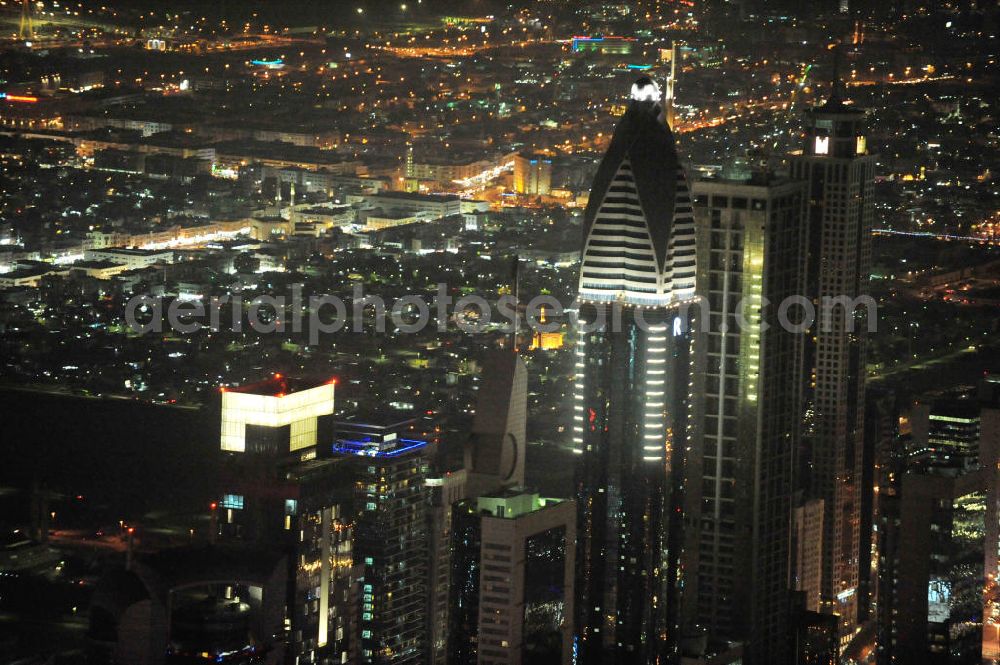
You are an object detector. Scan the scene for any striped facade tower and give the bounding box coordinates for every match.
[572,78,701,665]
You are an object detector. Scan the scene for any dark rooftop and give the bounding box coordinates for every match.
[224,374,335,397]
[372,191,460,202]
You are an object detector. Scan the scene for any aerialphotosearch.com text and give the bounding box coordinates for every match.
[124,283,877,345]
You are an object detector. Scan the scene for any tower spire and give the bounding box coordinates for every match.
[19,0,34,40]
[830,41,845,103]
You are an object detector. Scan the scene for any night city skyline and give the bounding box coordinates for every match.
[1,1,999,665]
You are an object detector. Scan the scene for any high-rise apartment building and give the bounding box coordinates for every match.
[883,465,989,665]
[911,400,981,471]
[513,152,553,197]
[795,498,826,615]
[687,173,809,664]
[789,91,876,640]
[429,350,528,663]
[332,415,430,665]
[876,389,1000,664]
[572,77,700,663]
[217,375,357,664]
[427,468,469,665]
[449,489,576,665]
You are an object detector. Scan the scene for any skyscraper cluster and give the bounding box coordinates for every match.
[570,76,877,664]
[84,73,1000,665]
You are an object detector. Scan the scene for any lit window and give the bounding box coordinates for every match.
[814,136,830,155]
[222,494,244,509]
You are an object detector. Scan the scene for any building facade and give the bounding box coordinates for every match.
[688,174,809,663]
[889,467,988,665]
[449,490,576,665]
[789,93,876,640]
[332,416,430,665]
[513,153,553,196]
[216,375,356,664]
[429,350,528,664]
[572,78,700,664]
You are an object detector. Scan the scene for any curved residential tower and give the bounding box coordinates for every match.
[573,78,700,665]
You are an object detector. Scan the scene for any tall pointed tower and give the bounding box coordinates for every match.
[573,78,701,664]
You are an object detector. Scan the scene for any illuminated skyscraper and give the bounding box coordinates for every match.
[876,388,1000,664]
[911,400,981,471]
[876,440,992,665]
[217,375,356,664]
[687,172,809,664]
[572,77,700,664]
[427,468,468,665]
[789,91,876,641]
[332,415,430,665]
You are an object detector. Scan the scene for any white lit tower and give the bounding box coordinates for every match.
[572,77,701,664]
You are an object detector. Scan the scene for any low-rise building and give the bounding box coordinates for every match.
[83,248,174,270]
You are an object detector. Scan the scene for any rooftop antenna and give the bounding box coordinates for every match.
[829,41,845,103]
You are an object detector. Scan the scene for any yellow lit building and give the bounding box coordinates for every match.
[528,331,564,351]
[513,153,552,196]
[220,374,335,453]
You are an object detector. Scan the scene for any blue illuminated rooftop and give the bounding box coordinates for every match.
[331,437,427,458]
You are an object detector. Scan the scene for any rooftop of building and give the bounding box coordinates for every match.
[212,140,360,165]
[582,78,680,269]
[90,247,173,256]
[926,398,980,420]
[695,170,795,188]
[299,204,353,214]
[71,260,124,269]
[333,409,419,431]
[0,265,63,278]
[222,374,334,397]
[410,153,493,166]
[473,488,566,519]
[517,151,552,161]
[371,191,460,202]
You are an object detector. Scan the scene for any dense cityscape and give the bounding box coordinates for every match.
[0,0,998,663]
